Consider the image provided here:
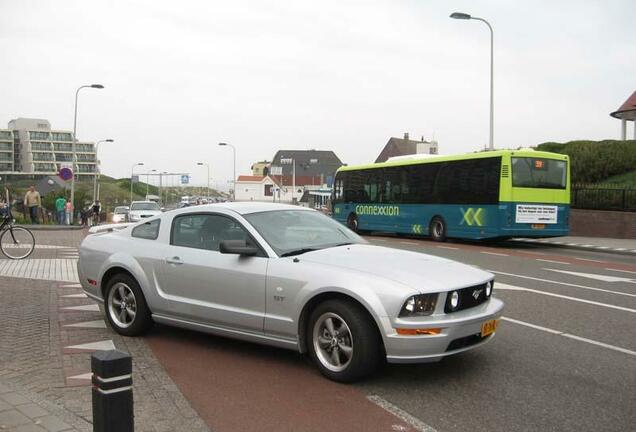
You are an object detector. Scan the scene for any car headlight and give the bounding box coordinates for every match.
[486,280,493,297]
[398,293,438,317]
[449,291,460,310]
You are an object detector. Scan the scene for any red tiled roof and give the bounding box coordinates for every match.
[237,175,265,182]
[611,90,636,120]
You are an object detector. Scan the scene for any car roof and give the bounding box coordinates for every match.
[176,202,314,215]
[130,201,159,204]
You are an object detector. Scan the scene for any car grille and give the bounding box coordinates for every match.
[446,333,487,352]
[444,282,490,313]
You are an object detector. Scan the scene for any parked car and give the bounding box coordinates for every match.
[78,203,503,382]
[111,206,129,223]
[128,201,162,222]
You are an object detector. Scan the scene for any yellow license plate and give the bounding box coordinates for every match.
[481,319,498,337]
[531,224,545,229]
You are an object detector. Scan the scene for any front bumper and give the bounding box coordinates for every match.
[384,297,504,363]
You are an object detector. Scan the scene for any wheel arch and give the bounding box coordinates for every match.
[297,291,386,356]
[99,257,152,308]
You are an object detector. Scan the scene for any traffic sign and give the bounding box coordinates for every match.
[59,167,73,181]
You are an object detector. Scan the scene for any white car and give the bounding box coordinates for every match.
[111,206,129,224]
[128,201,162,222]
[78,203,503,382]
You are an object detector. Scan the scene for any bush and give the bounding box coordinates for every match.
[535,140,636,184]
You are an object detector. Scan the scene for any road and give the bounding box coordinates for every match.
[145,236,636,432]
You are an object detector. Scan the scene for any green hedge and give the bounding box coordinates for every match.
[535,140,636,184]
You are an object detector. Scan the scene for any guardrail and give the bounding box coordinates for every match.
[572,184,636,211]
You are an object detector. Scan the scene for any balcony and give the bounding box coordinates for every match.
[53,144,73,152]
[29,131,50,140]
[51,132,72,142]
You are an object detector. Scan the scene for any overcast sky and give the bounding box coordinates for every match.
[1,0,634,190]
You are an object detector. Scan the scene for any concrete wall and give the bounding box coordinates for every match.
[570,209,636,239]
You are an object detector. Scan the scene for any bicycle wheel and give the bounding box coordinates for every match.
[0,226,36,259]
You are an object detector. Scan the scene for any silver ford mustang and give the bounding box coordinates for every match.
[78,202,503,382]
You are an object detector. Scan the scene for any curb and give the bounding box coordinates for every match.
[510,238,636,256]
[16,225,86,231]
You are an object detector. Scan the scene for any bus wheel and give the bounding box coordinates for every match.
[429,217,447,242]
[347,214,359,233]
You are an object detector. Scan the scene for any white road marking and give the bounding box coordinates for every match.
[64,320,107,329]
[546,269,636,284]
[436,245,459,250]
[67,372,93,380]
[496,283,636,314]
[480,251,509,257]
[489,270,636,298]
[575,257,605,263]
[605,268,636,275]
[536,259,570,265]
[501,317,636,357]
[65,340,115,352]
[399,241,419,246]
[61,293,87,298]
[62,304,100,312]
[0,259,78,282]
[367,395,437,432]
[373,238,388,242]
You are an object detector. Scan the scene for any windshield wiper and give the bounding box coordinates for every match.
[280,248,319,257]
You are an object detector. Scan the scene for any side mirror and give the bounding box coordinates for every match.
[219,240,258,256]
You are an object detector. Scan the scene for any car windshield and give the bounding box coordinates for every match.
[244,209,365,256]
[114,207,129,214]
[511,157,567,189]
[130,202,160,211]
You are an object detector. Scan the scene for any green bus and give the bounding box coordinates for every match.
[331,149,570,241]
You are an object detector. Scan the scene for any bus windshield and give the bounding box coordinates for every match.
[511,157,567,189]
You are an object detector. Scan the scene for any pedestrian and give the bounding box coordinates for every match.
[23,185,41,224]
[80,207,88,227]
[91,200,101,226]
[65,199,73,225]
[55,195,66,225]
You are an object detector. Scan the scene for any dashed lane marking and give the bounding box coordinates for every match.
[546,269,636,284]
[399,241,419,246]
[480,251,509,257]
[489,270,636,298]
[536,259,570,265]
[63,320,107,329]
[367,395,437,432]
[62,304,100,312]
[502,316,636,357]
[575,258,605,263]
[496,283,636,314]
[61,293,87,298]
[605,268,636,275]
[436,245,459,250]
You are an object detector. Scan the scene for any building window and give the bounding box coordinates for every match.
[264,184,273,196]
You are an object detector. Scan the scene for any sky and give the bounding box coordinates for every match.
[1,0,634,191]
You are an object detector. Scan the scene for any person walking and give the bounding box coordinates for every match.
[23,185,41,224]
[55,195,66,225]
[91,200,101,226]
[64,199,73,225]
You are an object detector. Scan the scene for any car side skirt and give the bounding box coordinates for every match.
[152,313,300,351]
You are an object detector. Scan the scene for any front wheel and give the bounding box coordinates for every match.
[429,216,447,242]
[308,300,381,382]
[105,273,153,336]
[0,226,35,259]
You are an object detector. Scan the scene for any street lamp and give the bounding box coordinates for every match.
[130,162,144,204]
[147,169,157,196]
[93,139,113,202]
[197,162,210,200]
[218,142,236,201]
[70,83,104,223]
[450,12,494,150]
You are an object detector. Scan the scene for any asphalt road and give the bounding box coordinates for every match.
[146,236,636,432]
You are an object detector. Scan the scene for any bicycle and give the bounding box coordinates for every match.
[0,207,36,260]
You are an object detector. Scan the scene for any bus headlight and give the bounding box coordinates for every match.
[399,294,438,317]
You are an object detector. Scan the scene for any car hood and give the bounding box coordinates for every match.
[297,244,492,293]
[129,210,161,215]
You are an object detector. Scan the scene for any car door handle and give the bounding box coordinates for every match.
[165,256,183,265]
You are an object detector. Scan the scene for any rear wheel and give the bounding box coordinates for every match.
[0,226,35,259]
[347,213,359,233]
[308,299,381,382]
[429,216,447,242]
[104,273,153,336]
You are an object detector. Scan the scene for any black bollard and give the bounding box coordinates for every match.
[91,350,134,432]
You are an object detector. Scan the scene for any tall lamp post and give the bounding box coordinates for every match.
[71,84,104,223]
[130,162,144,204]
[450,12,494,150]
[218,142,236,201]
[93,139,113,202]
[197,162,210,200]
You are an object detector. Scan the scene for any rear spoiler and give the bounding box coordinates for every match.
[88,222,135,234]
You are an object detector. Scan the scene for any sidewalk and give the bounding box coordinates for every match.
[511,236,636,255]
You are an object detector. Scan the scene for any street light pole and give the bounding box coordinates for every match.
[71,84,104,223]
[130,162,144,204]
[218,142,236,201]
[197,162,210,200]
[450,12,494,150]
[93,139,113,203]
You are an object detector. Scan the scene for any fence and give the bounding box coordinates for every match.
[571,184,636,211]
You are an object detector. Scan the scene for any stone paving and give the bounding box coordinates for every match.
[0,228,209,432]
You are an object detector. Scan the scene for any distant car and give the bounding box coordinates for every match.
[78,203,503,382]
[128,201,162,222]
[111,206,129,224]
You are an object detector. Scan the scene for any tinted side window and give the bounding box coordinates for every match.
[171,214,250,251]
[433,158,501,204]
[131,219,160,240]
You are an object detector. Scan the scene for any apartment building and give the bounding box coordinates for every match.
[3,118,97,176]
